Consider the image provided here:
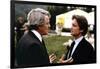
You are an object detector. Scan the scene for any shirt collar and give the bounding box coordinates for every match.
[70,36,84,56]
[74,36,83,45]
[31,30,42,42]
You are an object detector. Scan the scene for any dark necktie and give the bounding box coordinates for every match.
[67,41,75,59]
[42,39,45,46]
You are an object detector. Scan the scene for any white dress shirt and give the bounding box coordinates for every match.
[31,30,42,42]
[71,36,84,57]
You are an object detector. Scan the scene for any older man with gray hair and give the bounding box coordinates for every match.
[16,8,56,68]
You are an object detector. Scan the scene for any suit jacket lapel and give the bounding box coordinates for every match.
[28,31,43,45]
[72,38,85,57]
[28,31,47,53]
[28,31,50,62]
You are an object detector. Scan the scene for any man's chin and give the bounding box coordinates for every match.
[42,33,48,35]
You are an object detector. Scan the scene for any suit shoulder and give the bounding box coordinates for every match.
[17,33,35,47]
[81,38,94,50]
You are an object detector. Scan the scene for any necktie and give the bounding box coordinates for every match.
[42,39,45,46]
[67,41,75,59]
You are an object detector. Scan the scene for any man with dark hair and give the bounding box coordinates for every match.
[15,16,25,43]
[59,15,96,64]
[15,8,56,67]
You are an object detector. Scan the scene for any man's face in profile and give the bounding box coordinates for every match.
[38,15,50,35]
[71,19,81,37]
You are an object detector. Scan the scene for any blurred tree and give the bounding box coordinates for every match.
[47,6,67,30]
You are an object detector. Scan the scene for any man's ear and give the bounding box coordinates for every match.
[38,25,43,30]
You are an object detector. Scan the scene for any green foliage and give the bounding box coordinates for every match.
[43,35,72,62]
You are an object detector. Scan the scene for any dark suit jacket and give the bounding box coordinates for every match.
[64,38,96,64]
[15,31,50,67]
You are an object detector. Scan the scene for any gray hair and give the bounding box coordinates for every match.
[27,8,50,26]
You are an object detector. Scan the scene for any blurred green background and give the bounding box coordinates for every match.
[43,35,72,63]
